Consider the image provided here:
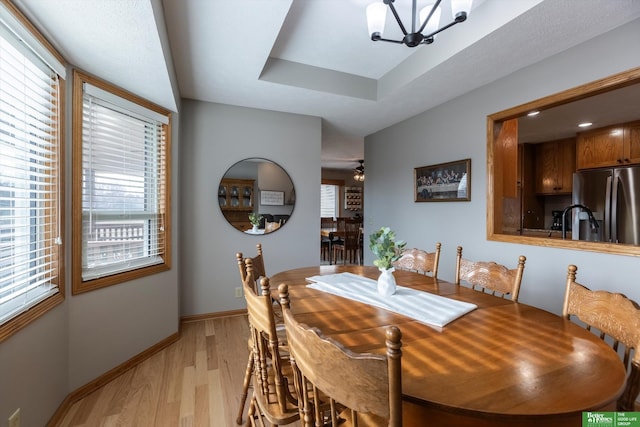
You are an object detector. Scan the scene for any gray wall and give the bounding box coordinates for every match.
[179,100,321,316]
[0,301,67,426]
[364,19,640,314]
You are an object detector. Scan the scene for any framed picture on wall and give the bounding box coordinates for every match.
[414,159,471,202]
[260,190,285,206]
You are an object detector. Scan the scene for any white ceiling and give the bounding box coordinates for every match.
[14,0,640,169]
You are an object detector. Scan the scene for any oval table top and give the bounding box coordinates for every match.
[270,265,626,427]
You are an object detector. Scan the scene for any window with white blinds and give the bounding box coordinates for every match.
[320,184,338,218]
[73,72,170,292]
[0,15,63,329]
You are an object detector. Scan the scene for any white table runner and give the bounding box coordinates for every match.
[306,272,476,328]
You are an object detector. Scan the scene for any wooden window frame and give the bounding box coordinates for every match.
[0,0,66,342]
[71,70,172,294]
[487,67,640,257]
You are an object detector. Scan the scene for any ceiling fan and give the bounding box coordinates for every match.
[353,160,365,182]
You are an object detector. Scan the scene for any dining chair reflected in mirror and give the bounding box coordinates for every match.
[393,243,441,279]
[265,220,281,233]
[244,275,299,426]
[455,246,526,302]
[562,264,640,411]
[278,283,403,427]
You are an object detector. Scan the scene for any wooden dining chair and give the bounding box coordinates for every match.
[235,247,264,425]
[244,274,299,426]
[237,243,266,294]
[562,264,640,411]
[330,217,347,263]
[265,220,281,233]
[235,244,286,424]
[455,246,526,302]
[393,243,442,278]
[278,283,403,427]
[332,218,361,265]
[321,217,335,262]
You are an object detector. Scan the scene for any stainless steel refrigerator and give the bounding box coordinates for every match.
[572,167,640,244]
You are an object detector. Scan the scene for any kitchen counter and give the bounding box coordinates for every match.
[522,229,571,239]
[501,229,572,239]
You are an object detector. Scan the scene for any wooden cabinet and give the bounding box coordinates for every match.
[576,120,640,169]
[344,186,362,211]
[496,118,519,198]
[218,178,254,230]
[502,144,544,233]
[535,138,576,194]
[576,124,624,169]
[494,119,519,233]
[521,144,544,229]
[625,120,640,163]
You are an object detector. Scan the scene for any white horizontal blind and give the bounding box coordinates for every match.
[81,86,167,281]
[0,3,65,78]
[320,184,338,218]
[0,28,60,324]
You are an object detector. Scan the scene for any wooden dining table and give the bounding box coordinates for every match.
[320,227,363,239]
[270,265,626,427]
[320,227,339,238]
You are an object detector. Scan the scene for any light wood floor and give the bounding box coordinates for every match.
[57,315,287,427]
[55,253,359,427]
[52,308,640,426]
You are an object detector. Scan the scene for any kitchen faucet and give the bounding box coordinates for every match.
[561,204,599,240]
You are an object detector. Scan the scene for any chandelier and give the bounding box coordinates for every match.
[353,160,365,182]
[366,0,473,48]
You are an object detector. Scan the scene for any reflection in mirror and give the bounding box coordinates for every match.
[219,158,295,234]
[487,67,640,257]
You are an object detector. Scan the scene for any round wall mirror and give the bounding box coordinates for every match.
[218,158,295,234]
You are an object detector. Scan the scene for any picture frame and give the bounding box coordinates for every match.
[414,159,471,202]
[260,190,285,206]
